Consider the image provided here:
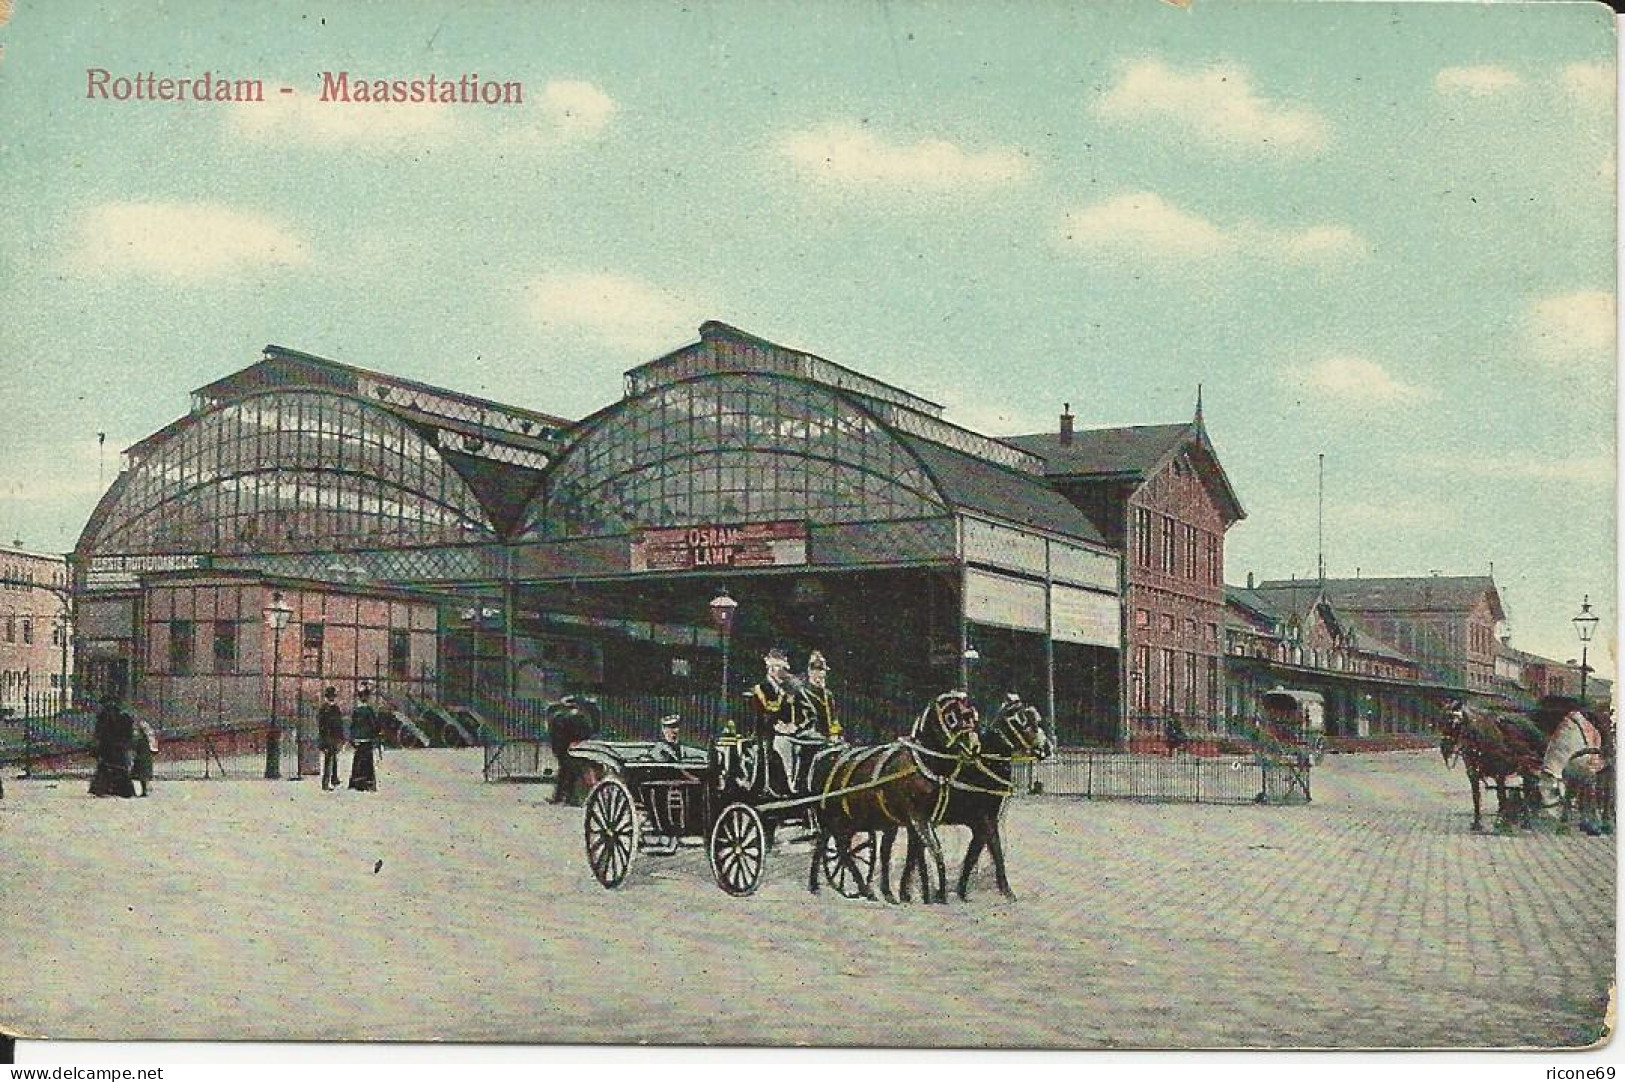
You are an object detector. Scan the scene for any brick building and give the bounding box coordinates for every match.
[1495,639,1613,710]
[1251,575,1505,693]
[1225,580,1451,737]
[0,544,73,713]
[1010,399,1245,745]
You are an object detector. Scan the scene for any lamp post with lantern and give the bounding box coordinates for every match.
[263,590,293,779]
[708,591,738,729]
[1573,595,1600,704]
[961,644,981,707]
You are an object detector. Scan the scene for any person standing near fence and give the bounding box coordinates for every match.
[89,694,136,798]
[130,715,157,797]
[348,684,379,792]
[318,686,346,791]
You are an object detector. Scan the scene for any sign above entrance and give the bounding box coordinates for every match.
[630,521,808,573]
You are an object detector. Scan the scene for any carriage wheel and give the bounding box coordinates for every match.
[709,803,766,897]
[820,831,875,899]
[584,777,640,889]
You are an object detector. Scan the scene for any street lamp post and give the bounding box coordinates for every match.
[962,645,981,707]
[1573,595,1600,704]
[709,591,738,731]
[263,590,293,779]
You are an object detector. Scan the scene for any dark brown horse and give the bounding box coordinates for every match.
[895,693,1054,901]
[806,691,980,904]
[1440,700,1547,830]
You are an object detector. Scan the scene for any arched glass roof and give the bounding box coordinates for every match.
[85,390,496,556]
[525,373,948,539]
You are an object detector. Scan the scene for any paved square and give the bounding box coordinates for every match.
[1,748,1612,1048]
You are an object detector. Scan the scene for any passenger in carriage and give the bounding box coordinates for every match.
[802,651,843,743]
[747,646,804,795]
[650,714,685,762]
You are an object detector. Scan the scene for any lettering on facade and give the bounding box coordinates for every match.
[630,521,808,573]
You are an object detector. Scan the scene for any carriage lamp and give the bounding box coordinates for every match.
[1573,596,1599,703]
[709,591,739,728]
[263,590,294,779]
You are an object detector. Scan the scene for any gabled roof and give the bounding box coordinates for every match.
[1006,423,1190,479]
[1256,575,1505,621]
[895,433,1108,547]
[1227,583,1419,664]
[1006,420,1246,525]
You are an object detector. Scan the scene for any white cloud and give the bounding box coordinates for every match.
[1282,357,1434,404]
[540,80,617,140]
[777,125,1031,190]
[1456,454,1614,486]
[1524,291,1615,365]
[1092,59,1326,153]
[1560,62,1613,108]
[228,79,616,151]
[1435,66,1523,96]
[64,202,311,282]
[1058,193,1367,265]
[522,272,699,353]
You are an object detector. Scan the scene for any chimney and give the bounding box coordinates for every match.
[1246,571,1255,589]
[1059,403,1074,446]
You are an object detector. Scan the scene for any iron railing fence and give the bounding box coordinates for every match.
[1013,749,1313,805]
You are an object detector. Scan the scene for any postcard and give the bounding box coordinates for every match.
[0,0,1615,1056]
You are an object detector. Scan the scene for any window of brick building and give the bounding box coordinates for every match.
[1132,645,1149,711]
[214,621,238,673]
[169,620,195,674]
[389,629,411,680]
[1205,533,1221,585]
[1160,613,1175,633]
[4,616,11,643]
[1160,516,1176,574]
[1207,656,1220,718]
[1183,652,1198,713]
[301,623,325,676]
[1135,608,1150,629]
[21,618,31,645]
[1160,647,1176,711]
[1133,507,1153,567]
[1185,617,1197,640]
[1206,622,1218,643]
[1183,524,1198,578]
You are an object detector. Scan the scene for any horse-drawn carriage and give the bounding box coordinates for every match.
[1441,695,1614,833]
[570,691,1053,901]
[570,731,884,897]
[1258,687,1327,764]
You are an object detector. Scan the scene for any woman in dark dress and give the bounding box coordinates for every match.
[348,686,378,792]
[89,697,136,798]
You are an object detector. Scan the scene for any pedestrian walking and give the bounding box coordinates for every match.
[317,686,346,791]
[348,684,379,792]
[130,715,157,797]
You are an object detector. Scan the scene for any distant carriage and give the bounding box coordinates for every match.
[1258,687,1327,764]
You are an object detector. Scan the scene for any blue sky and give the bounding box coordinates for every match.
[0,0,1614,673]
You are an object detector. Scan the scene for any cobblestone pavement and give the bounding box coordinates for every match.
[1,748,1612,1049]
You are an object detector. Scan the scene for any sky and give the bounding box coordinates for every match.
[0,0,1615,674]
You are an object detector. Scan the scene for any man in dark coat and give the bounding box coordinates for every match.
[347,685,379,792]
[317,686,346,791]
[547,695,601,805]
[89,695,136,798]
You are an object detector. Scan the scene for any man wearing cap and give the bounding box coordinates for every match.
[650,714,684,762]
[801,651,843,743]
[318,686,346,791]
[746,646,805,795]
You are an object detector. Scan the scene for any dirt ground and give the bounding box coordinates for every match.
[0,748,1613,1049]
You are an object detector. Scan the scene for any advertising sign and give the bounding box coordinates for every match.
[630,521,808,572]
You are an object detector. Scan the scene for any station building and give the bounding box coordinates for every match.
[72,322,1127,747]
